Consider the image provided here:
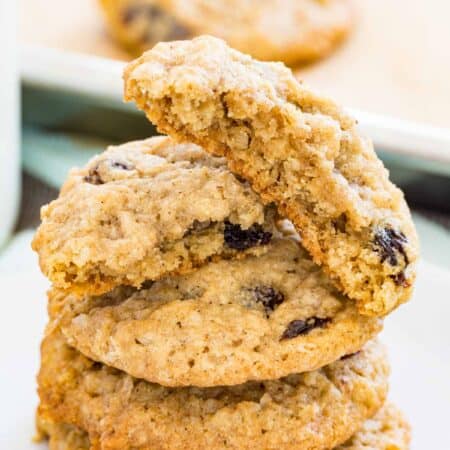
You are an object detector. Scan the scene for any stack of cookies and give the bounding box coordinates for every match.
[33,36,418,450]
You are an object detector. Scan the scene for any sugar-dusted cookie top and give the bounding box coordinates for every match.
[32,136,277,296]
[124,36,419,316]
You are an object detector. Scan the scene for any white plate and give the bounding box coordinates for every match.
[0,232,449,449]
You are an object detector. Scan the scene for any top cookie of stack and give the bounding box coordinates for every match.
[124,35,419,317]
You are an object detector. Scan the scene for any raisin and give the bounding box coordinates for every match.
[224,221,272,250]
[373,228,409,266]
[252,286,284,317]
[122,4,163,24]
[280,317,331,341]
[110,161,134,171]
[332,213,348,233]
[83,167,103,185]
[390,271,410,288]
[83,160,133,185]
[141,280,154,290]
[91,361,103,370]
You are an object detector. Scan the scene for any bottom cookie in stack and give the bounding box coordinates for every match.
[37,403,410,450]
[36,328,398,450]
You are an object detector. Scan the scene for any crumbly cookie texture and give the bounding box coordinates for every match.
[32,136,277,296]
[49,236,381,387]
[36,414,90,450]
[36,403,410,450]
[37,329,389,450]
[336,403,411,450]
[99,0,353,64]
[124,36,419,316]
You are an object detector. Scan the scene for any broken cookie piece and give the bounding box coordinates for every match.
[32,136,277,296]
[124,36,419,316]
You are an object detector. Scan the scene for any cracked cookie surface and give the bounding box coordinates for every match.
[99,0,353,64]
[37,329,389,450]
[49,236,381,387]
[124,36,419,316]
[32,136,277,296]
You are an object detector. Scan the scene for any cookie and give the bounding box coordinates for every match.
[37,329,389,450]
[48,236,381,387]
[99,0,354,64]
[336,403,411,450]
[124,36,419,316]
[32,136,277,296]
[37,403,410,450]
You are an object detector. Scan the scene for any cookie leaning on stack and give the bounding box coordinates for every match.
[98,0,354,64]
[124,36,419,317]
[34,37,416,449]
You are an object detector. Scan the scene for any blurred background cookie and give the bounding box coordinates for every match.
[98,0,354,64]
